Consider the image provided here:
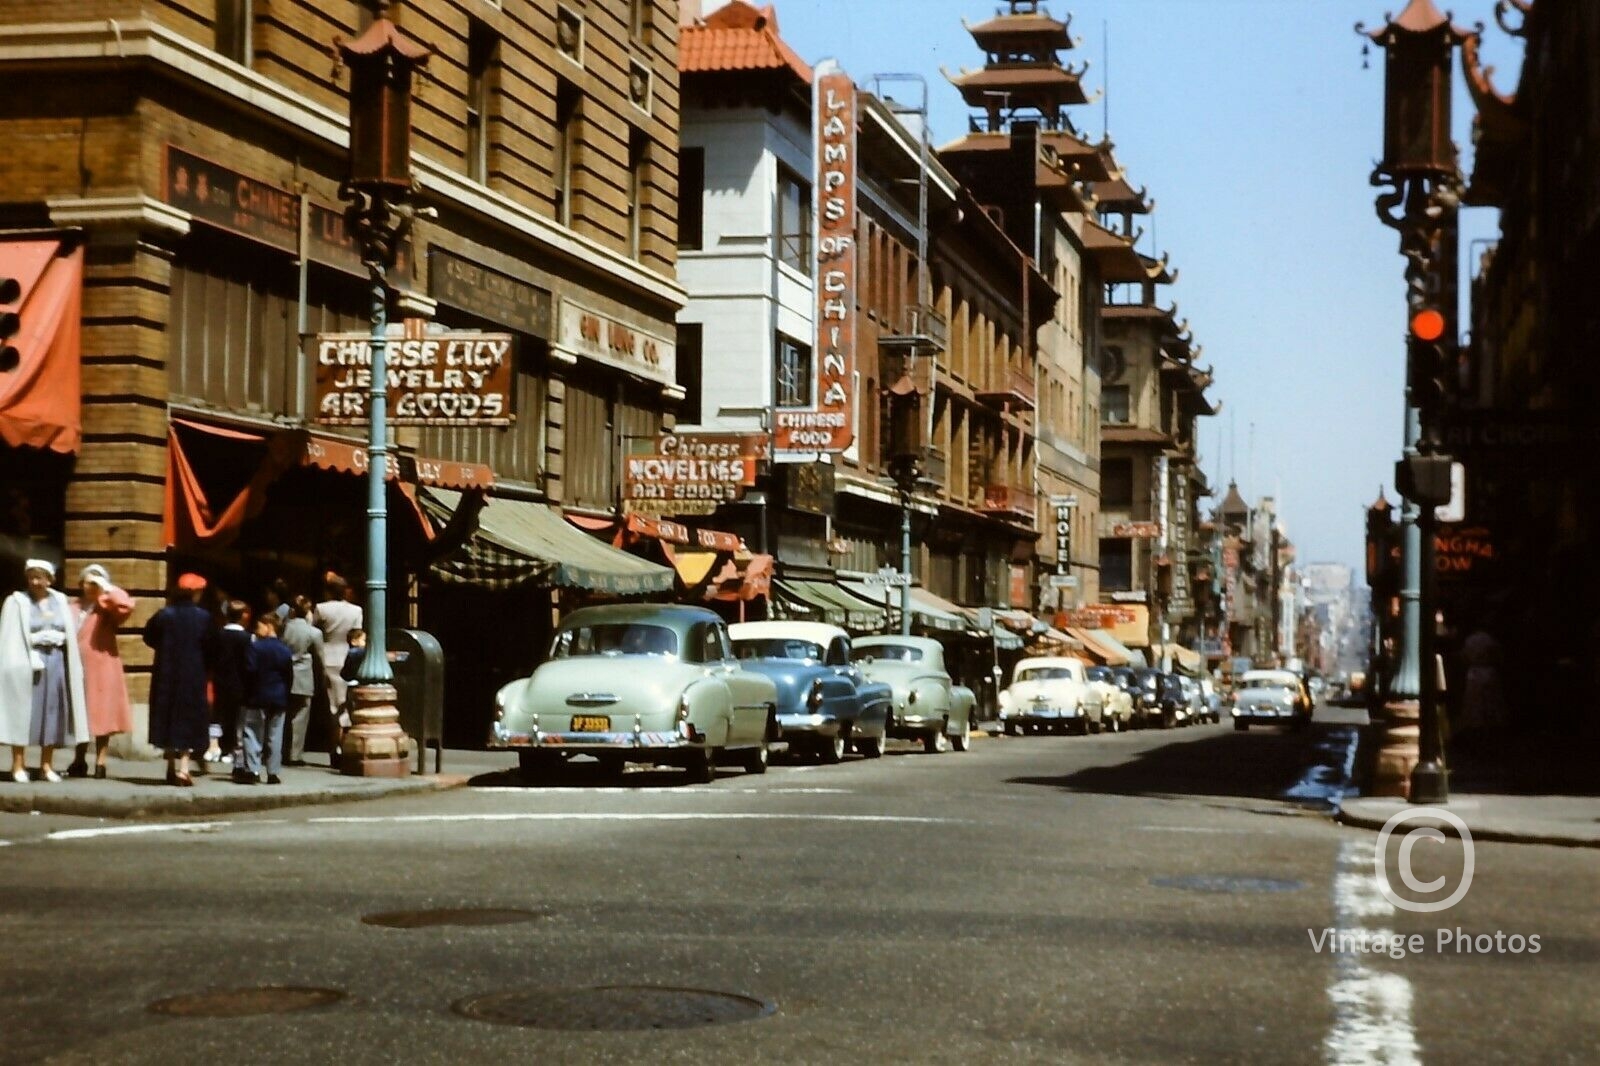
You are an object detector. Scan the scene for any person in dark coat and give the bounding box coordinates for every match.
[238,612,295,785]
[143,573,215,786]
[211,599,252,771]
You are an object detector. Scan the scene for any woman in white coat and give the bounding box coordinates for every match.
[0,559,90,783]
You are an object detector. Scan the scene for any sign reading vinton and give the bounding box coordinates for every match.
[624,433,768,517]
[775,59,857,455]
[310,331,515,426]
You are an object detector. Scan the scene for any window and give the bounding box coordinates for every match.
[776,166,811,273]
[216,0,252,64]
[676,323,703,424]
[1100,539,1133,591]
[627,129,648,259]
[467,23,499,184]
[1103,385,1130,424]
[356,0,377,33]
[554,83,580,227]
[678,147,704,251]
[628,0,649,40]
[776,333,811,407]
[1102,457,1133,508]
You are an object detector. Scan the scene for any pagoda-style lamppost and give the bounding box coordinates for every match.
[336,2,430,777]
[1358,0,1475,802]
[885,377,923,636]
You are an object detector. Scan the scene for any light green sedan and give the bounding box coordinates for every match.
[852,635,977,753]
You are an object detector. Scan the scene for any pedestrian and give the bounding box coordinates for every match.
[66,564,136,780]
[337,627,369,750]
[210,599,253,772]
[144,573,216,786]
[280,594,324,767]
[313,573,362,761]
[263,577,292,626]
[237,611,294,786]
[1,559,90,783]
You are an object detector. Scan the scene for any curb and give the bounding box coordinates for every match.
[0,774,471,820]
[1334,805,1600,850]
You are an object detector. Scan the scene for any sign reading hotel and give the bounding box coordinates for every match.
[310,331,515,426]
[775,59,857,455]
[556,299,675,389]
[624,433,769,517]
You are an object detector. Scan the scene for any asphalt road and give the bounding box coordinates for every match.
[2,707,1595,1065]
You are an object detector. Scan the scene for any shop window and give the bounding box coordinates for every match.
[775,333,811,408]
[676,323,702,425]
[1102,457,1133,508]
[627,129,648,259]
[216,0,253,65]
[467,22,500,185]
[554,82,580,227]
[776,166,811,273]
[1100,539,1133,591]
[678,147,704,251]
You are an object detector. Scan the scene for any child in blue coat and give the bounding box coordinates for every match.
[237,612,295,785]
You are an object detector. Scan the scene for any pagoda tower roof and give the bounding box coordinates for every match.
[948,62,1089,110]
[964,7,1075,53]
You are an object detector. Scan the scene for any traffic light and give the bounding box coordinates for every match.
[1406,305,1450,412]
[0,275,19,373]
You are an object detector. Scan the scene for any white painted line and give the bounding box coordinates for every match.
[308,812,962,826]
[0,840,11,847]
[1323,840,1421,1066]
[47,821,233,841]
[1139,825,1249,834]
[467,786,855,796]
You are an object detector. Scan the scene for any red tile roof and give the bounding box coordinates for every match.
[680,2,811,85]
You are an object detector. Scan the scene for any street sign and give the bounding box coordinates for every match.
[1048,574,1079,589]
[1049,494,1078,508]
[863,567,912,588]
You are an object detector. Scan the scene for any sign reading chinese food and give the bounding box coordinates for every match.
[310,331,515,426]
[775,59,856,455]
[624,433,768,517]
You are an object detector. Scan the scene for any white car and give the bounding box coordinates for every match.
[999,656,1103,736]
[1231,669,1312,731]
[1085,665,1133,732]
[852,635,977,754]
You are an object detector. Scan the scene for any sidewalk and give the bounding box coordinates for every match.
[0,748,512,820]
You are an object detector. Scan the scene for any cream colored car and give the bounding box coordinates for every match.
[999,656,1103,736]
[1085,665,1133,732]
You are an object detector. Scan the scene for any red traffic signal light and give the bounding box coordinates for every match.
[1409,307,1447,343]
[0,275,21,373]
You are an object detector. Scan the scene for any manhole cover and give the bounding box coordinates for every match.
[1151,875,1306,894]
[148,986,344,1018]
[452,985,777,1031]
[362,907,544,929]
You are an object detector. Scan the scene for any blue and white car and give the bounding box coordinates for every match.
[730,621,893,762]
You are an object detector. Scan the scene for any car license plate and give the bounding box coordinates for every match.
[570,715,610,732]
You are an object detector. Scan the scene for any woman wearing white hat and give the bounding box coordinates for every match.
[66,563,136,779]
[0,559,90,783]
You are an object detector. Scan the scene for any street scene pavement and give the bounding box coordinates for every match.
[3,705,1595,1065]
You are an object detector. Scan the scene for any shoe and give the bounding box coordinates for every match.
[10,769,28,784]
[94,765,107,780]
[165,768,193,787]
[266,775,282,785]
[66,760,90,779]
[285,759,305,768]
[39,767,61,784]
[231,770,259,786]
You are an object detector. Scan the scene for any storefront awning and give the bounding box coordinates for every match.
[837,581,966,632]
[669,549,722,588]
[1066,626,1132,667]
[424,488,673,595]
[301,432,493,490]
[0,241,83,454]
[708,552,773,603]
[775,579,886,631]
[1152,642,1205,676]
[990,623,1024,650]
[1102,604,1151,649]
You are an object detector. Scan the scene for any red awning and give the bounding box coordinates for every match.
[164,418,302,549]
[707,552,773,603]
[0,241,84,454]
[300,432,493,490]
[566,512,743,554]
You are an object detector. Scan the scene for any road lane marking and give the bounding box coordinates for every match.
[47,822,234,841]
[307,812,963,826]
[467,786,856,795]
[1323,839,1420,1066]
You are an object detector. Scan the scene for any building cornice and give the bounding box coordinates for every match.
[46,194,192,238]
[0,19,686,310]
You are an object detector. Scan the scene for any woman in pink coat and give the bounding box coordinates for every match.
[67,563,135,779]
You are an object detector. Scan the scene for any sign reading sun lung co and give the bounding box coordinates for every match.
[775,60,857,456]
[624,433,769,517]
[310,330,515,426]
[556,299,675,389]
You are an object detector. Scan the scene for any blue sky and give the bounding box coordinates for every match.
[762,0,1522,573]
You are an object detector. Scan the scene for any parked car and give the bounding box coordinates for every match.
[489,604,778,782]
[999,657,1103,735]
[1177,675,1208,726]
[1133,668,1187,729]
[1230,668,1313,731]
[853,635,976,753]
[1200,676,1224,724]
[729,621,893,762]
[1111,667,1151,728]
[1085,665,1133,733]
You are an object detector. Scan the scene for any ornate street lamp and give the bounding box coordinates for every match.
[1358,0,1475,803]
[885,376,923,636]
[336,2,430,777]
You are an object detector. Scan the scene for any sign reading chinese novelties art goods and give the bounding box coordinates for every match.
[428,248,553,339]
[1110,521,1162,539]
[161,145,413,279]
[310,331,515,426]
[556,299,675,388]
[624,433,769,516]
[775,59,857,455]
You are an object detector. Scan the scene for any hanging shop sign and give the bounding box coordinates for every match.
[1052,495,1077,574]
[556,299,675,388]
[309,330,515,426]
[1062,605,1137,627]
[161,144,413,279]
[775,59,857,455]
[624,432,769,516]
[428,248,553,339]
[1110,521,1162,539]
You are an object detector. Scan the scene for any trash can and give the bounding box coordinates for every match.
[388,628,444,773]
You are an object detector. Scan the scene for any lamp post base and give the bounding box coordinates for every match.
[341,682,413,778]
[1410,759,1450,805]
[1370,698,1420,798]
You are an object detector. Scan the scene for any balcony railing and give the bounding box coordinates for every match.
[977,365,1036,412]
[918,447,948,493]
[980,483,1037,523]
[878,304,948,358]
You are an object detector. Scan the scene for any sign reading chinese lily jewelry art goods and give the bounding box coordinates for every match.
[775,60,857,455]
[310,331,515,425]
[624,433,769,516]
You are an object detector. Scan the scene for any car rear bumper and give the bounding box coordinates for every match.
[490,715,694,751]
[1004,708,1084,724]
[1230,706,1299,723]
[777,713,843,740]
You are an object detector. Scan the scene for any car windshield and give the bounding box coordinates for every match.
[856,643,923,663]
[1086,667,1112,682]
[1242,674,1299,693]
[1016,667,1076,683]
[550,623,678,659]
[733,638,823,662]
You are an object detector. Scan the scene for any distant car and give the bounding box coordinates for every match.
[1133,668,1187,729]
[999,657,1103,736]
[1085,665,1133,732]
[1230,668,1312,731]
[1111,667,1151,728]
[730,621,892,762]
[1177,675,1207,726]
[853,635,976,753]
[1308,676,1327,701]
[1200,677,1223,724]
[490,604,778,782]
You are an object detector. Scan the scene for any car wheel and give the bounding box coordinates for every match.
[742,739,770,775]
[951,723,971,752]
[923,724,948,754]
[857,731,886,758]
[687,747,718,784]
[1088,716,1102,735]
[1234,720,1249,732]
[819,733,846,764]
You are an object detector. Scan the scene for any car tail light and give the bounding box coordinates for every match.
[677,694,691,721]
